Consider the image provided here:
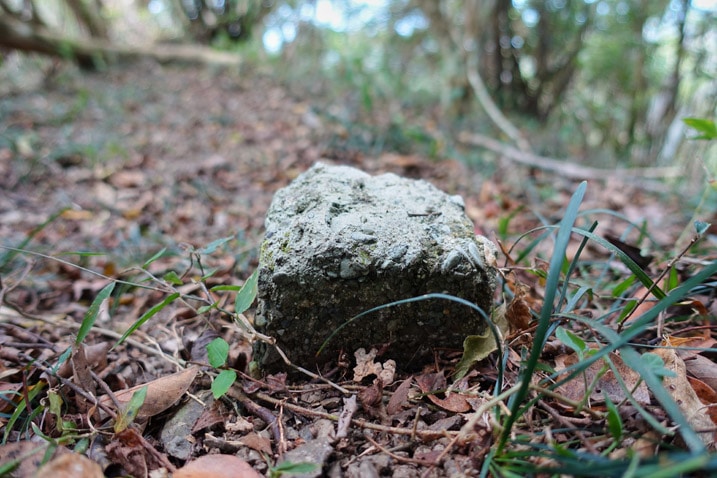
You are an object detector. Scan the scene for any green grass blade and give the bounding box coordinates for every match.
[571,228,665,299]
[114,292,180,347]
[0,208,68,271]
[620,347,705,453]
[76,282,115,346]
[498,181,586,452]
[235,269,258,315]
[316,293,502,390]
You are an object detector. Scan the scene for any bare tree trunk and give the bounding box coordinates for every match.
[460,0,530,152]
[64,0,109,39]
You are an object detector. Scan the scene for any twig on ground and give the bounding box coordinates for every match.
[254,391,456,441]
[227,386,283,454]
[363,432,436,467]
[537,399,599,454]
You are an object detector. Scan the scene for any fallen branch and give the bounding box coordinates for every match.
[458,132,680,181]
[0,15,241,67]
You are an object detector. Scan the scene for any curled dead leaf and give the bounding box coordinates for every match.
[505,283,532,333]
[100,365,199,419]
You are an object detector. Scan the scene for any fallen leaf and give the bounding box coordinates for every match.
[554,352,650,405]
[653,348,714,448]
[416,371,471,413]
[358,378,384,410]
[505,282,532,332]
[99,366,199,419]
[684,354,717,392]
[687,376,717,425]
[238,432,272,455]
[173,454,262,478]
[0,441,61,477]
[36,452,104,478]
[387,376,413,415]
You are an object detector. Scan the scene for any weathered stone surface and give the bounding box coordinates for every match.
[255,162,497,372]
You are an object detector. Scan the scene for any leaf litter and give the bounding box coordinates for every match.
[0,61,716,476]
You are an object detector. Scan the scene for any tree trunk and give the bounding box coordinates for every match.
[65,0,109,39]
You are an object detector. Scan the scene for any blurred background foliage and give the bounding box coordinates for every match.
[0,0,715,178]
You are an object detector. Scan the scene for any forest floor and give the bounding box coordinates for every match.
[0,60,715,477]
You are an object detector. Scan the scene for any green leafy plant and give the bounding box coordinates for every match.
[268,459,318,478]
[683,117,717,140]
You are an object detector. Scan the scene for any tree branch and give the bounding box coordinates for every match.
[457,132,680,181]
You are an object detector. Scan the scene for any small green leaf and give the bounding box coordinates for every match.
[115,386,147,433]
[200,267,219,281]
[143,247,167,268]
[211,370,237,399]
[77,282,115,345]
[683,118,717,140]
[115,293,180,347]
[197,302,217,315]
[604,395,623,441]
[640,352,677,379]
[556,327,586,355]
[207,338,229,368]
[210,284,242,292]
[665,267,679,292]
[454,330,496,380]
[271,461,319,475]
[197,236,234,255]
[617,299,637,324]
[52,347,72,374]
[695,221,710,236]
[611,275,636,297]
[163,270,183,286]
[235,270,258,315]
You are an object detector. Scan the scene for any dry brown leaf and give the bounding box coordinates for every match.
[505,284,532,333]
[653,348,714,448]
[0,441,60,477]
[387,376,413,416]
[416,371,471,413]
[35,452,104,478]
[554,352,650,405]
[57,342,109,379]
[684,354,717,392]
[687,376,717,425]
[174,454,262,478]
[358,378,384,410]
[100,366,199,419]
[237,432,272,455]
